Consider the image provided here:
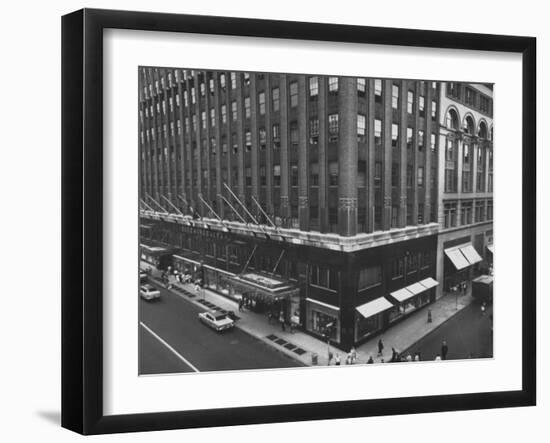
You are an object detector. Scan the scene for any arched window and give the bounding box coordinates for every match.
[464,116,475,135]
[446,108,459,130]
[478,121,488,139]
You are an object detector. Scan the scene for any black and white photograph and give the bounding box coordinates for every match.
[138,68,494,375]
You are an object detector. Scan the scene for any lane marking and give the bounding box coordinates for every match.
[140,321,200,372]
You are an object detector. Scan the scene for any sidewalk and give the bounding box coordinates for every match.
[145,266,473,367]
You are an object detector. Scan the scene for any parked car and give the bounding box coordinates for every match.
[140,284,161,301]
[198,311,235,332]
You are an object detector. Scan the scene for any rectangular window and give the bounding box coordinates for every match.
[329,161,338,186]
[419,96,425,117]
[357,78,366,94]
[201,111,206,129]
[392,84,399,109]
[465,87,476,106]
[244,97,251,118]
[245,167,252,186]
[258,92,266,115]
[220,73,226,90]
[391,258,404,279]
[461,202,473,225]
[291,165,298,186]
[243,73,250,85]
[310,162,319,186]
[418,130,424,151]
[374,79,382,102]
[272,87,280,112]
[328,114,339,141]
[290,121,299,149]
[231,101,237,121]
[328,77,339,92]
[210,108,216,127]
[417,166,424,186]
[358,266,382,290]
[374,161,382,187]
[407,90,414,114]
[357,114,366,142]
[290,82,298,107]
[260,166,266,186]
[443,202,458,228]
[391,206,399,228]
[417,204,424,224]
[392,163,399,188]
[431,133,437,152]
[310,118,319,144]
[487,200,493,220]
[407,127,413,149]
[375,119,382,146]
[273,165,281,186]
[357,160,366,188]
[272,124,281,148]
[392,124,399,148]
[309,77,319,97]
[431,100,437,120]
[406,164,413,187]
[245,131,252,151]
[230,72,237,89]
[259,128,267,149]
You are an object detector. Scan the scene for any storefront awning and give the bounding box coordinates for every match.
[487,244,494,254]
[419,277,439,290]
[306,298,340,311]
[406,282,426,295]
[460,244,482,265]
[356,297,394,319]
[390,287,415,303]
[444,247,470,270]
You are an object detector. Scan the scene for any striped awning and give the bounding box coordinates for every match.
[419,277,439,289]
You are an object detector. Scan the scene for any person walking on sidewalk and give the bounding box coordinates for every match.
[367,355,374,364]
[427,308,432,323]
[441,340,449,360]
[335,354,341,366]
[279,312,286,332]
[481,301,487,316]
[377,338,384,356]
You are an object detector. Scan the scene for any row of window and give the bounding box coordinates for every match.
[443,199,493,228]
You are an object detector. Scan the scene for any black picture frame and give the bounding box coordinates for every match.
[61,8,536,435]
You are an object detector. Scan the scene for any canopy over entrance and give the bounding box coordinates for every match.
[229,272,299,303]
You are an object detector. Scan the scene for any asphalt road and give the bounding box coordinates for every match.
[139,285,301,375]
[402,301,493,361]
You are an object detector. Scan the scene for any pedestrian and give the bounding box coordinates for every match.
[377,338,384,356]
[350,346,357,364]
[335,354,341,366]
[194,282,200,293]
[238,298,243,312]
[406,353,412,362]
[414,352,420,362]
[427,308,432,323]
[328,351,333,365]
[481,301,486,316]
[391,347,398,362]
[441,340,449,360]
[435,354,442,361]
[279,312,286,332]
[345,353,352,365]
[367,355,374,364]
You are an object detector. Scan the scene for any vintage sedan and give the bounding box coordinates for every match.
[198,311,235,332]
[139,284,161,301]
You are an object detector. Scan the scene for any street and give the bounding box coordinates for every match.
[139,285,302,375]
[402,301,493,361]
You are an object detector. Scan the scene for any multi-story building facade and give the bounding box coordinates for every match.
[138,67,492,350]
[436,83,494,299]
